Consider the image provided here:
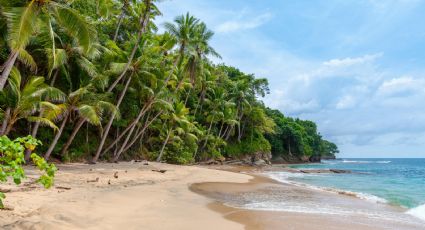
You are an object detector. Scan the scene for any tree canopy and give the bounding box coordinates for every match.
[0,0,338,165]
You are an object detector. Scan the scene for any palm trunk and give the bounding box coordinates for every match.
[107,0,151,92]
[195,117,214,159]
[225,125,233,141]
[113,7,126,42]
[121,111,162,153]
[218,122,225,138]
[184,88,192,106]
[60,118,86,156]
[113,116,144,161]
[157,127,172,162]
[92,75,132,163]
[25,73,58,161]
[220,125,228,139]
[193,90,205,116]
[101,99,152,156]
[288,140,292,156]
[0,51,18,90]
[113,127,120,157]
[0,107,11,136]
[44,113,69,160]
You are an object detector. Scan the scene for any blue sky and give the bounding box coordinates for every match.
[156,0,425,158]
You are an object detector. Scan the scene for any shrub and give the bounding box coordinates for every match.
[0,135,56,208]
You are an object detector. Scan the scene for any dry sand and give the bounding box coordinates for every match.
[0,162,250,230]
[0,162,424,230]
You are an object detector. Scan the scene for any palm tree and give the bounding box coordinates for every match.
[0,0,97,90]
[44,86,117,160]
[156,101,190,162]
[163,13,199,86]
[0,67,65,136]
[106,0,155,92]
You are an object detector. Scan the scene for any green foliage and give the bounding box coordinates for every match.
[0,0,337,165]
[225,135,271,158]
[0,135,56,208]
[265,108,338,160]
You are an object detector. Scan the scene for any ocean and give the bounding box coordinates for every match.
[256,158,425,224]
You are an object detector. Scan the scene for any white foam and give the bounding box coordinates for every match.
[266,172,388,205]
[407,204,425,222]
[341,160,391,164]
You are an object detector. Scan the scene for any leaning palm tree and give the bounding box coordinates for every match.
[0,67,65,136]
[156,101,190,162]
[0,0,97,90]
[44,85,117,160]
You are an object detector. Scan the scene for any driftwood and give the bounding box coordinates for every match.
[87,177,99,183]
[0,188,12,193]
[152,169,167,173]
[56,186,71,190]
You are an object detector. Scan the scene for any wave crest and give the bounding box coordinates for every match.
[341,160,391,164]
[407,204,425,221]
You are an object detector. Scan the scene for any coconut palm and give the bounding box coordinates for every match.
[156,101,190,162]
[0,67,65,136]
[44,86,117,160]
[0,0,97,90]
[163,13,200,86]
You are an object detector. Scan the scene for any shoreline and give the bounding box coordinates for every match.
[0,162,424,229]
[192,165,425,230]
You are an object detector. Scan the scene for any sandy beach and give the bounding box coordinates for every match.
[0,162,423,230]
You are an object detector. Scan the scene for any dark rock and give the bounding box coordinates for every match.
[322,155,336,160]
[309,154,321,163]
[253,159,267,166]
[329,169,351,174]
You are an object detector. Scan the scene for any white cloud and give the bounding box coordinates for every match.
[377,76,425,96]
[215,12,272,33]
[336,95,356,109]
[323,53,382,67]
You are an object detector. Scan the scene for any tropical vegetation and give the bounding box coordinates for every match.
[0,0,338,167]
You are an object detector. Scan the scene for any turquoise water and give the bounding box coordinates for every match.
[221,158,425,225]
[281,158,425,221]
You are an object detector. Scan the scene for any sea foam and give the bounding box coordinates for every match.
[267,172,388,204]
[407,204,425,221]
[341,160,391,164]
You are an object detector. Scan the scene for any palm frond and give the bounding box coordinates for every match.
[53,4,97,54]
[2,3,38,50]
[27,116,59,131]
[17,48,36,72]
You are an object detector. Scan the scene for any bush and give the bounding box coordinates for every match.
[0,135,56,208]
[224,134,271,158]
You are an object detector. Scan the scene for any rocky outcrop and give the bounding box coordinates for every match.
[298,169,352,174]
[221,151,272,166]
[308,154,321,163]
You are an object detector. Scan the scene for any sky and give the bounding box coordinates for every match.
[156,0,425,158]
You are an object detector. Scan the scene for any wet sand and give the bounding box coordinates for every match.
[191,169,425,230]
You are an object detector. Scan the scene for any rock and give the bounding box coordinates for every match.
[309,154,321,163]
[253,159,268,166]
[322,155,336,160]
[152,169,167,173]
[329,169,351,174]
